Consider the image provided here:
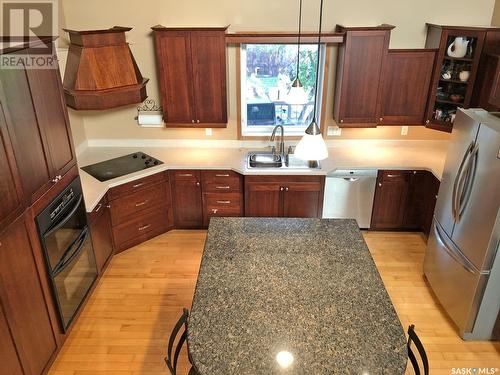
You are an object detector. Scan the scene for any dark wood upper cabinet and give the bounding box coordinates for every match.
[245,176,324,218]
[0,102,24,229]
[424,24,491,133]
[0,43,76,204]
[0,215,57,375]
[169,170,203,228]
[334,25,393,126]
[378,50,436,125]
[0,66,52,204]
[152,26,228,127]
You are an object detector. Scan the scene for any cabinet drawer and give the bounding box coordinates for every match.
[112,207,169,251]
[170,170,200,181]
[201,170,240,180]
[203,193,243,226]
[204,192,242,208]
[110,182,168,226]
[203,178,241,193]
[379,170,411,182]
[108,172,166,200]
[87,194,108,224]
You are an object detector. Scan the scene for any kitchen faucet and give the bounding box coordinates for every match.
[270,125,285,156]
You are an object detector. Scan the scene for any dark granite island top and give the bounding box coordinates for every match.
[188,218,407,374]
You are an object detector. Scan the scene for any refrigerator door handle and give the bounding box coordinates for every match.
[433,220,485,276]
[457,144,479,219]
[452,142,475,222]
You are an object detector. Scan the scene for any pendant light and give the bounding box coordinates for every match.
[287,0,308,105]
[294,0,328,161]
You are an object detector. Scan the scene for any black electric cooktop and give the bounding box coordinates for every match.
[81,152,163,182]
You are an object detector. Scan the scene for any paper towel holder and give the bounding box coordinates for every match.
[136,99,164,127]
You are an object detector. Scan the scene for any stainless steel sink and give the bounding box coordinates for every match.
[248,152,283,168]
[247,152,319,169]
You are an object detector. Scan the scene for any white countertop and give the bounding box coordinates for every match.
[77,140,449,212]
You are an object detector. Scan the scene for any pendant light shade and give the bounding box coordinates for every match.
[295,0,328,162]
[295,120,328,161]
[287,77,308,105]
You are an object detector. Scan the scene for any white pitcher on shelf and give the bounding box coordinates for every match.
[447,37,470,58]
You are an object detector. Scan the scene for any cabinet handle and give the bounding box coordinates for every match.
[133,182,144,188]
[280,187,284,191]
[211,208,218,213]
[94,203,102,213]
[379,117,383,122]
[138,224,151,231]
[178,173,193,177]
[340,119,344,123]
[216,200,231,204]
[426,120,430,124]
[285,187,289,191]
[413,170,417,174]
[386,174,400,178]
[106,204,111,208]
[192,120,195,123]
[196,182,200,186]
[215,174,230,177]
[197,120,200,123]
[135,200,148,207]
[378,182,382,187]
[216,186,230,189]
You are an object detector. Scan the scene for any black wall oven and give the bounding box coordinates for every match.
[36,176,97,332]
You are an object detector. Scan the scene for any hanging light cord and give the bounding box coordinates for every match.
[312,0,324,121]
[295,0,303,81]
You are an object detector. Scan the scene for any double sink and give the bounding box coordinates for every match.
[247,152,320,169]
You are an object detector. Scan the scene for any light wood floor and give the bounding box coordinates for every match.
[48,230,500,375]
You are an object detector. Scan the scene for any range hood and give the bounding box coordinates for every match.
[62,26,148,110]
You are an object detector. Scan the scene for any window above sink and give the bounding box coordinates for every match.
[240,43,326,137]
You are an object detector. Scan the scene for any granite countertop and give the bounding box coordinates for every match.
[77,141,449,211]
[188,218,408,374]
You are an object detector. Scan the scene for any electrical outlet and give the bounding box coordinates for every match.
[205,128,213,136]
[328,126,342,136]
[401,126,408,136]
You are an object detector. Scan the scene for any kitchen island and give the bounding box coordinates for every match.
[188,218,408,374]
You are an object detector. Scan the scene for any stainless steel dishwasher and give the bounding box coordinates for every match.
[322,169,378,229]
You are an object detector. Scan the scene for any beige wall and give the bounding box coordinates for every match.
[492,0,500,25]
[59,0,496,143]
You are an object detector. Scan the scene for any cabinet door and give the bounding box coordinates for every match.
[378,50,435,125]
[154,31,195,124]
[0,216,57,375]
[90,199,114,274]
[371,170,410,229]
[282,181,324,218]
[334,29,390,125]
[0,102,24,229]
[26,55,75,177]
[245,182,282,217]
[403,171,426,229]
[170,171,203,228]
[0,304,23,375]
[421,172,440,236]
[190,31,227,123]
[0,67,52,203]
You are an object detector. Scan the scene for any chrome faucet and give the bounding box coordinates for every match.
[270,125,285,156]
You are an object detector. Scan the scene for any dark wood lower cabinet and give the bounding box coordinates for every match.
[371,170,440,234]
[0,215,57,375]
[170,170,203,228]
[88,195,114,274]
[0,304,23,375]
[245,176,325,218]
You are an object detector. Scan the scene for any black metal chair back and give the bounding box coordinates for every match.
[165,308,190,375]
[407,324,429,375]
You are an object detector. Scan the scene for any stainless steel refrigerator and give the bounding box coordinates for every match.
[424,108,500,340]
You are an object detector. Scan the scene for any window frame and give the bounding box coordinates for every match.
[237,42,329,139]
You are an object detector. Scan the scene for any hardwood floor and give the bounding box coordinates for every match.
[48,230,500,375]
